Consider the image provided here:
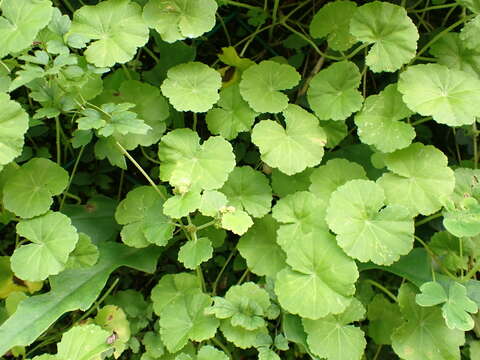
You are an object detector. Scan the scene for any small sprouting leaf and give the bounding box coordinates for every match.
[115,186,174,248]
[161,62,222,113]
[11,212,79,281]
[398,64,480,126]
[163,190,202,219]
[239,61,301,113]
[430,33,480,77]
[66,233,99,269]
[355,84,415,153]
[206,84,258,140]
[221,208,253,235]
[3,158,69,218]
[309,158,367,204]
[219,320,268,349]
[460,15,480,50]
[251,104,326,175]
[68,0,149,67]
[238,215,286,278]
[309,0,358,51]
[56,324,112,360]
[220,166,272,218]
[178,237,213,270]
[275,230,358,319]
[350,1,419,72]
[143,0,218,43]
[307,61,363,121]
[0,0,53,58]
[303,298,366,360]
[326,179,414,265]
[391,283,465,360]
[0,93,29,167]
[158,129,235,191]
[377,143,455,216]
[159,290,219,353]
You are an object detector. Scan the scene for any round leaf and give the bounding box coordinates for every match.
[460,15,480,50]
[355,84,415,153]
[221,209,253,235]
[398,64,480,126]
[57,324,112,360]
[178,237,213,270]
[275,230,358,319]
[143,0,218,43]
[251,104,327,175]
[0,93,29,167]
[239,61,301,113]
[66,233,99,269]
[69,0,149,67]
[307,61,363,121]
[163,191,202,219]
[350,1,418,72]
[3,158,69,219]
[377,143,455,216]
[220,166,272,218]
[326,179,414,265]
[206,84,258,140]
[11,212,79,281]
[161,62,222,113]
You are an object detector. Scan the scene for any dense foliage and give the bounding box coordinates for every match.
[1,0,480,359]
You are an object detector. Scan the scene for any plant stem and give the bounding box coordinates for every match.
[196,219,217,231]
[222,0,260,10]
[465,261,480,280]
[473,121,478,169]
[415,212,442,227]
[115,141,166,200]
[411,116,432,126]
[414,235,457,279]
[365,279,397,303]
[211,337,233,359]
[60,145,85,210]
[121,64,132,80]
[212,249,237,295]
[408,3,457,12]
[142,46,161,65]
[269,0,280,41]
[55,116,61,165]
[236,269,250,285]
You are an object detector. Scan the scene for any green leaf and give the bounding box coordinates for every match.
[94,137,127,169]
[251,104,326,175]
[56,324,112,360]
[161,62,222,113]
[219,320,268,349]
[273,191,328,250]
[0,242,161,355]
[350,1,418,72]
[456,0,480,13]
[309,0,357,51]
[163,190,202,219]
[431,33,480,78]
[197,345,228,360]
[159,290,219,353]
[275,230,358,319]
[367,294,402,345]
[309,158,367,204]
[159,129,235,191]
[0,93,29,167]
[66,233,99,269]
[258,348,280,360]
[2,157,68,219]
[460,15,480,50]
[151,273,201,316]
[238,215,286,278]
[198,190,227,217]
[307,61,363,121]
[398,64,480,126]
[326,179,414,265]
[444,198,480,237]
[220,166,272,218]
[239,61,301,113]
[11,212,78,281]
[377,143,455,216]
[355,84,415,153]
[68,0,149,67]
[105,289,152,334]
[416,282,448,307]
[303,298,366,360]
[143,0,218,43]
[178,237,213,270]
[115,186,174,248]
[95,80,170,149]
[271,168,313,198]
[391,283,465,360]
[94,305,130,357]
[220,208,253,235]
[206,84,258,140]
[0,0,53,58]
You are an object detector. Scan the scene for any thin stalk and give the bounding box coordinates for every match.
[372,345,383,360]
[414,235,457,279]
[465,261,480,280]
[365,279,397,303]
[59,145,85,210]
[192,112,198,132]
[221,0,260,10]
[55,116,61,165]
[140,147,161,165]
[115,141,166,200]
[143,46,161,65]
[61,0,75,12]
[473,121,478,169]
[415,212,442,227]
[269,0,280,41]
[121,64,132,80]
[211,337,233,359]
[196,219,217,231]
[408,3,457,12]
[212,249,237,295]
[117,170,125,201]
[411,116,432,126]
[236,269,250,285]
[0,60,11,73]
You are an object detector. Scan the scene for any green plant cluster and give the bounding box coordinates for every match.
[1,0,480,359]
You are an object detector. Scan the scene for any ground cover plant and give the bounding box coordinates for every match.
[1,0,480,358]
